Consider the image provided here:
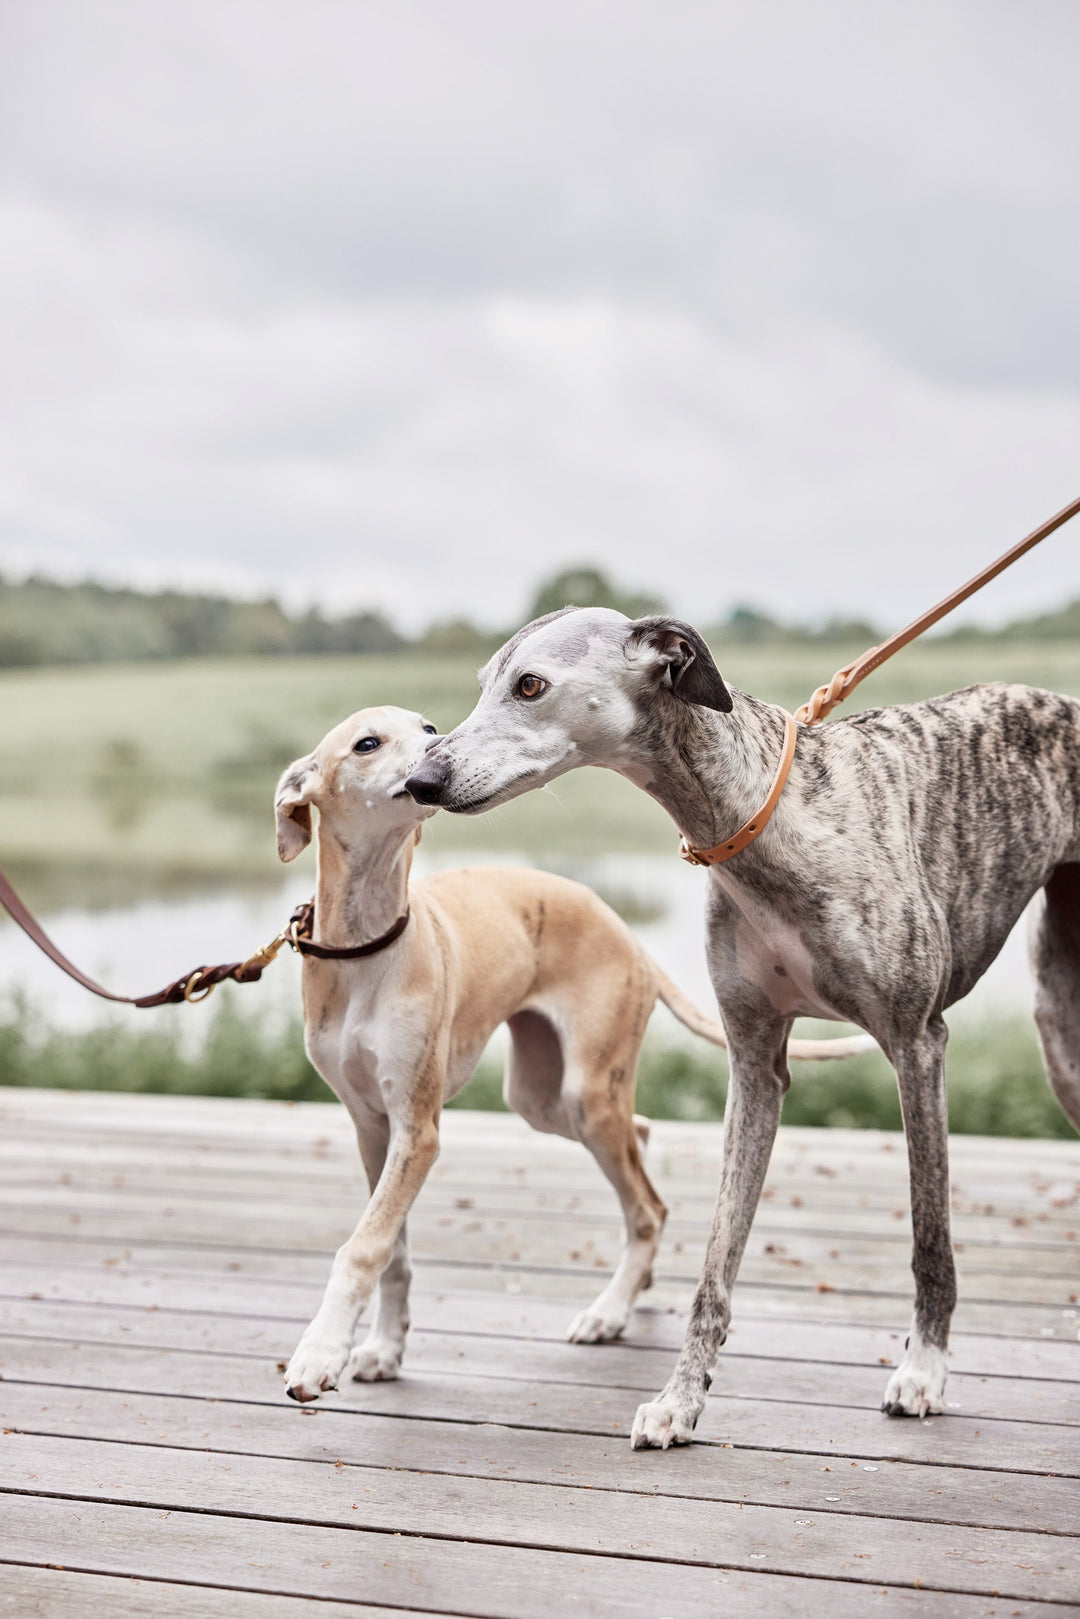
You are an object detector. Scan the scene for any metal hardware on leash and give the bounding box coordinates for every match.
[183,922,301,1004]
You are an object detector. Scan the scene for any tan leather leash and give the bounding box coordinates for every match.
[0,870,410,1008]
[680,494,1080,867]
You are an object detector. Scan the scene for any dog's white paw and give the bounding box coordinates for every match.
[284,1330,351,1404]
[566,1302,629,1344]
[882,1344,948,1418]
[630,1390,703,1450]
[348,1336,404,1382]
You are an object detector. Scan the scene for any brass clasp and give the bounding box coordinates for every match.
[234,924,295,983]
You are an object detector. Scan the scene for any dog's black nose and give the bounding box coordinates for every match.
[405,757,451,806]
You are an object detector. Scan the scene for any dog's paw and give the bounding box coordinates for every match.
[881,1344,948,1418]
[284,1330,351,1404]
[348,1336,404,1382]
[630,1389,703,1450]
[566,1302,629,1344]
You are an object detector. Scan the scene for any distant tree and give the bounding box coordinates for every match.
[813,615,883,644]
[721,606,790,644]
[414,618,496,656]
[0,576,405,665]
[525,566,667,624]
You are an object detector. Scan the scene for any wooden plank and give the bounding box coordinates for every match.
[4,1183,1075,1256]
[3,1089,1076,1163]
[2,1304,1075,1426]
[4,1380,1077,1536]
[2,1335,1076,1474]
[4,1123,1075,1183]
[7,1497,1074,1619]
[3,1172,1078,1270]
[3,1134,1075,1209]
[2,1200,1075,1306]
[3,1250,1077,1339]
[0,1565,441,1619]
[2,1094,1075,1185]
[5,1434,1080,1603]
[4,1283,1079,1379]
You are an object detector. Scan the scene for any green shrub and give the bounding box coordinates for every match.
[0,992,1073,1139]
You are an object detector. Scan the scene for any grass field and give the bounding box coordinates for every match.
[3,638,1080,881]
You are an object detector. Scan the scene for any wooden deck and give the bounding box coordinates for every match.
[0,1088,1077,1617]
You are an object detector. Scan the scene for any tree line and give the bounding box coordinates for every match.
[0,566,1077,669]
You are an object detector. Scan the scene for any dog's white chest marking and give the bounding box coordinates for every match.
[719,882,839,1019]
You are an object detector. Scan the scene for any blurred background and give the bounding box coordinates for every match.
[1,0,1078,1133]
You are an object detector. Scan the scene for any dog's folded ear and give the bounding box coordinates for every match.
[274,755,322,862]
[625,617,733,713]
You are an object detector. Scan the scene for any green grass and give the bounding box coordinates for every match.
[3,640,1079,880]
[0,990,1073,1139]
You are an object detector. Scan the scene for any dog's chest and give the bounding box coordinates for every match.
[715,884,840,1019]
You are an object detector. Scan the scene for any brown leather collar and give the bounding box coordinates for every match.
[679,712,798,867]
[288,900,411,961]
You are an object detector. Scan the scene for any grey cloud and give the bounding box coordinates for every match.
[0,0,1077,629]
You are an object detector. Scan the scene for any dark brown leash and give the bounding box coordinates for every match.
[0,869,409,1008]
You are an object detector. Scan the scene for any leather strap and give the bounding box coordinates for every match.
[679,713,798,866]
[680,494,1080,867]
[794,494,1080,725]
[0,872,409,1008]
[288,899,411,960]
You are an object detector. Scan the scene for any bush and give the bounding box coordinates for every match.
[0,991,1073,1139]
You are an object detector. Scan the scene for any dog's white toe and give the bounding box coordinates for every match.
[881,1344,948,1417]
[566,1303,629,1344]
[630,1392,701,1450]
[348,1337,404,1382]
[284,1332,351,1404]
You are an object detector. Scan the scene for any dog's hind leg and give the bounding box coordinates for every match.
[882,1017,956,1417]
[1031,864,1080,1132]
[505,1005,667,1342]
[565,1085,668,1344]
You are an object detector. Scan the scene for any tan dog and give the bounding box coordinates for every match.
[275,706,871,1404]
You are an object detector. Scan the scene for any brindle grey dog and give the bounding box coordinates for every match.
[405,608,1080,1449]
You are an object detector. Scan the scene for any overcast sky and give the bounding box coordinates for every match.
[1,0,1078,632]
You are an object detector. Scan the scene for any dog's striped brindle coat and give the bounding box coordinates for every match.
[405,608,1080,1448]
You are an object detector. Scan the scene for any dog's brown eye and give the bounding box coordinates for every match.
[516,674,548,700]
[353,736,380,754]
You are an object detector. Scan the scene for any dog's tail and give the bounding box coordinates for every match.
[652,966,877,1062]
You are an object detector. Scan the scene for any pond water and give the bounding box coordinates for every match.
[0,848,1035,1038]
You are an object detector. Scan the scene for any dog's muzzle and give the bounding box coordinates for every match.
[405,756,451,806]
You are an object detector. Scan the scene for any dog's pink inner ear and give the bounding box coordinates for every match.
[275,798,313,863]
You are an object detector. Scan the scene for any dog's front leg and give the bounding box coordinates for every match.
[340,1110,415,1383]
[348,1219,412,1383]
[284,1118,440,1403]
[882,1018,956,1417]
[632,1017,788,1450]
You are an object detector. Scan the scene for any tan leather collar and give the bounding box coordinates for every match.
[679,712,798,867]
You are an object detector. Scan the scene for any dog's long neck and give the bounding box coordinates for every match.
[619,689,792,853]
[312,819,417,948]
